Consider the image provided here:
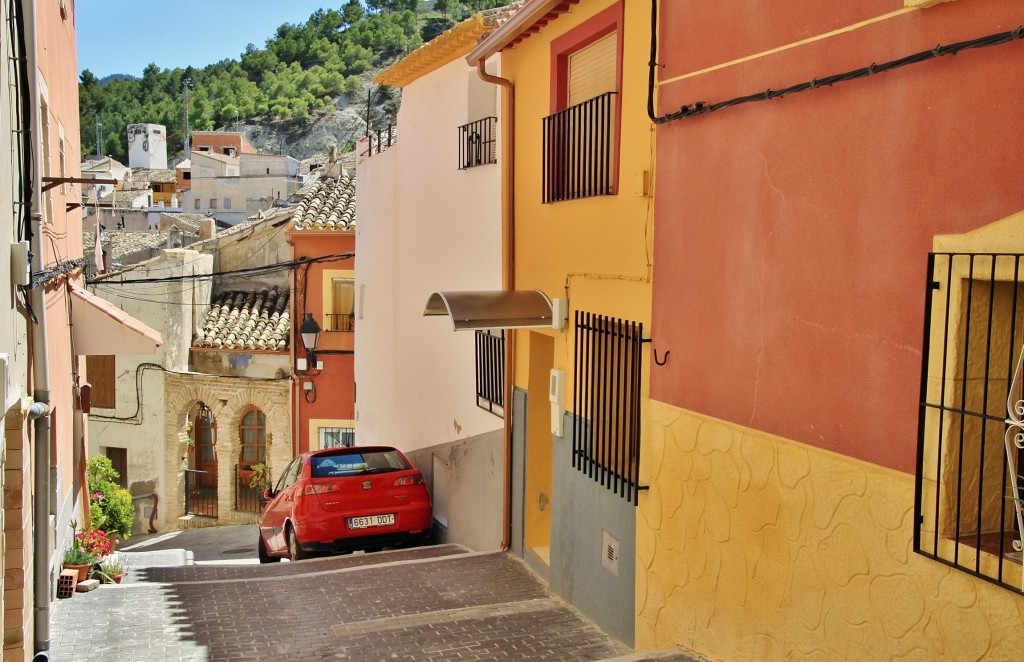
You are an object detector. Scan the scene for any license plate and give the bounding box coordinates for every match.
[348,514,395,529]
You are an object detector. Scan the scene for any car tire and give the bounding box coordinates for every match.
[288,526,309,562]
[258,533,280,564]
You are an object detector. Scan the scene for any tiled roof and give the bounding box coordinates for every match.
[100,189,149,207]
[83,229,194,260]
[128,168,177,184]
[291,176,356,231]
[193,288,290,351]
[376,3,522,87]
[160,213,207,232]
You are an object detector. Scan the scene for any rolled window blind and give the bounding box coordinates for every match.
[568,32,617,107]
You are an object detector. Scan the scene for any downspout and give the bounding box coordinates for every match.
[21,0,54,656]
[475,60,515,551]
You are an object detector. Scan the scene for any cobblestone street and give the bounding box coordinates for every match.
[50,538,694,662]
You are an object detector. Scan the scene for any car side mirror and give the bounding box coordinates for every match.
[263,488,276,500]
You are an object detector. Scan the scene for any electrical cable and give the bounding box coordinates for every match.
[86,251,353,286]
[647,1,1024,124]
[88,362,289,424]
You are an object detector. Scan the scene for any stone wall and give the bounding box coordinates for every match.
[164,374,292,525]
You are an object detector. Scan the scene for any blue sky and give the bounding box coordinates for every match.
[77,1,340,78]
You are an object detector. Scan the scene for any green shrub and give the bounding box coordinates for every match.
[87,456,135,538]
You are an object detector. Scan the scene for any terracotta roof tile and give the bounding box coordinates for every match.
[193,288,291,351]
[291,175,356,232]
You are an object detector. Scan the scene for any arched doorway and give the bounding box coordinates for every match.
[186,401,218,517]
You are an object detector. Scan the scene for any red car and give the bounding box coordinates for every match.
[257,445,432,562]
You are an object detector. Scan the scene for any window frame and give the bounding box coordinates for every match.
[238,406,267,466]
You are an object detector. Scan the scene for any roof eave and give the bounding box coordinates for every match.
[466,0,569,66]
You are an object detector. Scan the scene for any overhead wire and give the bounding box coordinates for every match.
[646,0,1024,124]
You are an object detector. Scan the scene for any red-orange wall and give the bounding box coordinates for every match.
[651,0,1024,472]
[288,232,356,453]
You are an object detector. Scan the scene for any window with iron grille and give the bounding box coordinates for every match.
[573,311,644,505]
[238,406,266,465]
[320,427,355,449]
[915,252,1024,593]
[475,329,504,417]
[458,117,497,169]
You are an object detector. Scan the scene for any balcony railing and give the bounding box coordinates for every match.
[325,313,355,332]
[542,92,616,203]
[458,117,497,170]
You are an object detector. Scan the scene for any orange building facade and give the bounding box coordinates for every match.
[641,0,1024,657]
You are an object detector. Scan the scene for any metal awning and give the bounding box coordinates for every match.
[70,284,163,355]
[424,290,553,331]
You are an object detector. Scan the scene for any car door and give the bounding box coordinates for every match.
[260,457,301,554]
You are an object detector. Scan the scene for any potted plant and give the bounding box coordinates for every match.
[96,557,126,584]
[62,546,96,583]
[248,463,271,490]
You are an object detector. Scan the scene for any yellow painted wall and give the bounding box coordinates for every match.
[504,0,654,404]
[638,399,1024,660]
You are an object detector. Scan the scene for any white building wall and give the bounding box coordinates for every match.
[87,249,212,532]
[126,123,168,169]
[356,56,505,549]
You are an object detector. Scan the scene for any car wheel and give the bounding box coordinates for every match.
[258,533,280,564]
[288,526,308,562]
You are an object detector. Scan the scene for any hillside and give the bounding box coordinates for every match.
[79,1,508,162]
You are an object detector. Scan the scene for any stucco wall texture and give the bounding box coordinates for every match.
[638,400,1024,660]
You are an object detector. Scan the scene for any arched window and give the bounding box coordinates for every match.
[239,406,266,466]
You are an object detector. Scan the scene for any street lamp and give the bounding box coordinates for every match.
[299,313,321,370]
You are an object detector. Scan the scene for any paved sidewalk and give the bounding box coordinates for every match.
[50,544,651,661]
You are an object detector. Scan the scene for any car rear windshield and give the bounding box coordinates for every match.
[310,450,411,478]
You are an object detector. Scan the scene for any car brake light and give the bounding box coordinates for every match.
[393,474,424,487]
[303,483,340,496]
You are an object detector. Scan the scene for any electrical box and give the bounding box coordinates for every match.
[549,369,565,436]
[296,358,308,372]
[10,241,30,287]
[551,298,569,331]
[302,381,314,392]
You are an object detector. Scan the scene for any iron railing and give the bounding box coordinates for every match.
[325,312,355,332]
[235,464,265,514]
[542,92,616,204]
[573,311,644,505]
[475,329,505,417]
[458,117,497,170]
[364,124,397,156]
[915,252,1024,593]
[184,469,217,518]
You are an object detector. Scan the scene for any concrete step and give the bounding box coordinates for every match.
[177,514,219,529]
[597,649,709,662]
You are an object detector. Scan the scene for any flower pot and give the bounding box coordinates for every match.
[63,563,91,582]
[111,573,124,584]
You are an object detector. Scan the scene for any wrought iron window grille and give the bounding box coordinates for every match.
[542,92,617,204]
[915,251,1024,594]
[475,329,505,417]
[573,311,645,505]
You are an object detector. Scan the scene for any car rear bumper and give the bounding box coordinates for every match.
[302,528,433,553]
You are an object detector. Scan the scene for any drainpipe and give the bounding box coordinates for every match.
[21,0,54,656]
[475,60,515,551]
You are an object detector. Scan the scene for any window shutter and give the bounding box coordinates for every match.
[86,355,116,409]
[568,33,617,107]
